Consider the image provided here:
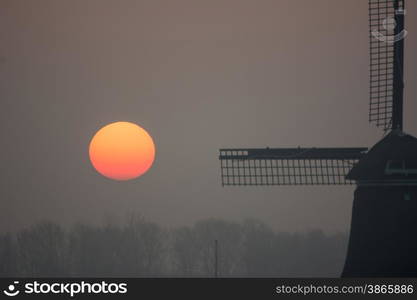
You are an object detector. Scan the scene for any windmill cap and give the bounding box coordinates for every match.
[347,131,417,182]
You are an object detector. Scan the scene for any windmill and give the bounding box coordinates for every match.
[218,0,416,277]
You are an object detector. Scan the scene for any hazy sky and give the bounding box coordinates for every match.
[1,0,416,233]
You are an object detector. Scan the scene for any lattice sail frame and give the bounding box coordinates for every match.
[368,0,400,130]
[219,148,367,186]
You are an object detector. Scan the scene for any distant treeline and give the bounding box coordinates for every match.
[0,217,348,277]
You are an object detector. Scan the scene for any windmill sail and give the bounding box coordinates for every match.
[369,0,405,131]
[219,148,367,186]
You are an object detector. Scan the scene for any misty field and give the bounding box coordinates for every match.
[0,217,348,277]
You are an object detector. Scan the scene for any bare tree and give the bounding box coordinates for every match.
[16,222,67,276]
[0,234,16,276]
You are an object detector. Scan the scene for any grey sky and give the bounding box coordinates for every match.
[1,0,416,233]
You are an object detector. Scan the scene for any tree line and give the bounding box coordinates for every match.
[0,217,348,277]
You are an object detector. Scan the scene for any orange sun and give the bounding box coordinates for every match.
[89,122,155,181]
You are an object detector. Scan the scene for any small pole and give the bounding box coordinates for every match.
[214,239,218,278]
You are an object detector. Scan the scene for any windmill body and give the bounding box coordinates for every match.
[218,0,416,277]
[343,131,417,276]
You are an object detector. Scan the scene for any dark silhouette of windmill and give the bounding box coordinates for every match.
[218,0,416,277]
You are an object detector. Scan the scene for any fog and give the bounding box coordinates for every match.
[0,0,416,235]
[0,217,348,277]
